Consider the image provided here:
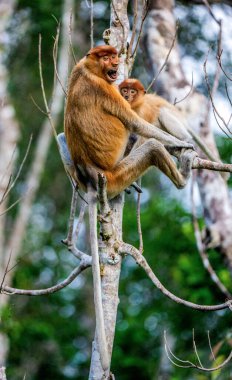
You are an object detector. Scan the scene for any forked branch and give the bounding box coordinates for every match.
[164,330,232,372]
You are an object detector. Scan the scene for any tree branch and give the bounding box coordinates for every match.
[1,258,91,296]
[120,242,232,311]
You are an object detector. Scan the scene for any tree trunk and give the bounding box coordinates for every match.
[143,0,232,267]
[0,0,73,366]
[88,2,130,378]
[0,0,19,366]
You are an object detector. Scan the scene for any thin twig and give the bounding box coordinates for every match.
[68,9,77,64]
[217,53,232,81]
[73,201,87,244]
[202,0,221,25]
[127,0,138,60]
[0,147,16,191]
[131,0,149,58]
[193,329,204,368]
[62,188,78,246]
[52,23,68,97]
[0,196,24,216]
[90,0,94,49]
[0,251,12,292]
[39,34,58,139]
[146,22,179,92]
[203,50,232,137]
[30,95,47,116]
[136,178,143,254]
[207,330,216,361]
[0,135,33,204]
[191,177,231,298]
[224,81,232,126]
[174,73,194,105]
[164,331,194,367]
[164,330,232,372]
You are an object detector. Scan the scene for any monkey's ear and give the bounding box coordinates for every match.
[144,90,147,94]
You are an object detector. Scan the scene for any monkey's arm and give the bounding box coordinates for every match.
[158,107,191,141]
[104,94,194,149]
[126,114,193,148]
[158,107,219,162]
[158,107,228,179]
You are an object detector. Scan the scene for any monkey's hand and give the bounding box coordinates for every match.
[165,144,195,158]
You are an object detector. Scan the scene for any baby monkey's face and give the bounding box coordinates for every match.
[120,87,138,104]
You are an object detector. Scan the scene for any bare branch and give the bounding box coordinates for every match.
[0,135,33,205]
[90,0,94,49]
[39,34,58,139]
[192,156,232,173]
[208,330,216,361]
[136,178,143,254]
[131,0,149,59]
[1,259,91,296]
[62,188,78,246]
[68,9,77,64]
[73,201,87,244]
[120,242,232,311]
[52,24,68,97]
[202,0,221,25]
[127,0,138,60]
[193,329,204,368]
[30,95,47,116]
[218,53,232,81]
[146,22,179,93]
[0,251,12,292]
[203,51,232,136]
[0,195,23,217]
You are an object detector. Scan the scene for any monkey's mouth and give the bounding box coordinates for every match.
[107,69,118,81]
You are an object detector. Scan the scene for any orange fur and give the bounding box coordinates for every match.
[64,47,194,198]
[119,78,191,141]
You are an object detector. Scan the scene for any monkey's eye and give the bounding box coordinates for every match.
[130,89,137,95]
[103,56,109,61]
[111,54,116,59]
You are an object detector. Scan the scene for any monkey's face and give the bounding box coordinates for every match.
[120,87,138,104]
[99,53,119,83]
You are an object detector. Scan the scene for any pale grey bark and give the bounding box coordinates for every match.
[0,0,18,273]
[143,0,232,266]
[0,367,7,380]
[0,0,18,366]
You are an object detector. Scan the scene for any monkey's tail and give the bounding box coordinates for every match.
[88,185,109,371]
